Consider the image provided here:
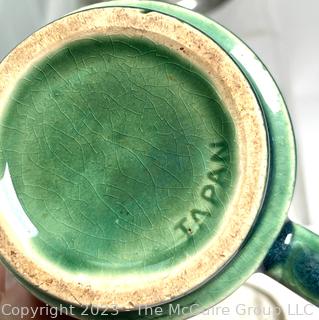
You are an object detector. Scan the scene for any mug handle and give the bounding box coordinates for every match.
[262,220,319,306]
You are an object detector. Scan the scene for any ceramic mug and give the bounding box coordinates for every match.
[0,1,318,319]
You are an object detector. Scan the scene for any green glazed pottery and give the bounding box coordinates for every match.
[0,1,318,319]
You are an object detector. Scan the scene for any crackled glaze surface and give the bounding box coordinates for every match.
[0,36,237,274]
[0,4,269,310]
[0,1,302,319]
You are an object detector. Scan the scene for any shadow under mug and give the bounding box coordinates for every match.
[0,1,318,319]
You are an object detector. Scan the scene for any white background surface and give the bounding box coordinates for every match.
[0,0,318,319]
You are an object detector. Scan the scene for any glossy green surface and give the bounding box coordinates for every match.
[0,36,237,274]
[58,1,296,319]
[0,1,299,319]
[264,221,319,306]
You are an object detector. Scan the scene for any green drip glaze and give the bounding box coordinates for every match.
[264,221,319,306]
